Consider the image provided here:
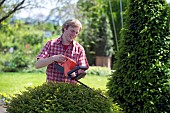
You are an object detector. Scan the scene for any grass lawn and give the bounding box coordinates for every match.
[0,72,109,95]
[0,72,46,95]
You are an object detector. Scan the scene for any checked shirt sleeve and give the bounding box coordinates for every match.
[37,41,51,59]
[77,47,89,69]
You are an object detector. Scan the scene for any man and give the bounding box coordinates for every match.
[35,19,89,84]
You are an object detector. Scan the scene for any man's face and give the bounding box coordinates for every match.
[64,26,80,42]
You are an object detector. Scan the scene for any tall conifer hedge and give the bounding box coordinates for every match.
[107,0,170,112]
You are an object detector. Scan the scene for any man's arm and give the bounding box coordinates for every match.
[35,54,66,69]
[35,57,54,69]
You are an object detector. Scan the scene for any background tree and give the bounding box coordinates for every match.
[105,0,129,66]
[95,15,113,57]
[107,0,170,112]
[76,0,129,66]
[77,0,114,65]
[0,0,77,24]
[0,0,32,23]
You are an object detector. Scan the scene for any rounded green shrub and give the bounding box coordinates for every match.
[7,83,113,113]
[107,0,170,113]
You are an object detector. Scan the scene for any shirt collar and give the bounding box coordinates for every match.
[56,35,76,46]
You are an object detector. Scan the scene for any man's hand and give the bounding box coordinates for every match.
[52,54,66,63]
[78,69,86,75]
[77,69,86,78]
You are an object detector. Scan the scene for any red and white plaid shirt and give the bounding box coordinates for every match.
[37,36,89,84]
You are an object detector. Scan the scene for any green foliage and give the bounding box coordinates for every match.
[77,0,114,65]
[106,0,128,51]
[95,15,114,57]
[107,0,170,113]
[0,21,45,72]
[1,51,31,72]
[44,23,55,31]
[86,66,112,76]
[7,83,114,113]
[23,34,42,45]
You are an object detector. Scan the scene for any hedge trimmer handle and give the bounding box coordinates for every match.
[68,66,88,80]
[68,66,107,99]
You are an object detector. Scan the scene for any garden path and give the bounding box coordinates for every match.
[0,100,6,113]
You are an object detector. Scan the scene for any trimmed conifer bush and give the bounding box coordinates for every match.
[107,0,170,113]
[7,83,113,113]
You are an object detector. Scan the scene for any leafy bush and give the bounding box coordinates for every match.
[23,34,42,45]
[86,66,112,76]
[7,83,116,113]
[1,51,30,72]
[0,21,44,72]
[107,0,170,113]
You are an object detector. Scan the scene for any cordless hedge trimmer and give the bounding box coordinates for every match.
[55,56,107,99]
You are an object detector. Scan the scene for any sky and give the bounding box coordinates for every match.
[16,0,170,19]
[15,0,78,19]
